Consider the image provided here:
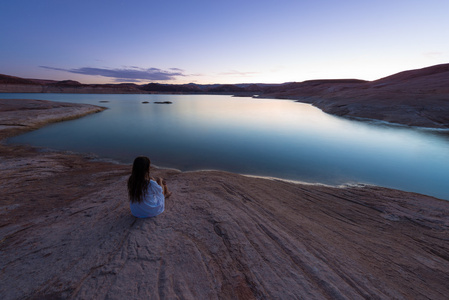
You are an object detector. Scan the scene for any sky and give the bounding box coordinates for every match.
[1,0,448,85]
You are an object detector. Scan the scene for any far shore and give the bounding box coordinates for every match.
[1,98,449,299]
[2,63,449,129]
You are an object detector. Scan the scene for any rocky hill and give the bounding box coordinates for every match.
[262,64,449,128]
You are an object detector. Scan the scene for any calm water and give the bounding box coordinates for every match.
[2,93,449,200]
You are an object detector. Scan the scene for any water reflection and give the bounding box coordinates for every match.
[2,93,449,200]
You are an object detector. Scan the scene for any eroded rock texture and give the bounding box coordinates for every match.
[1,99,448,299]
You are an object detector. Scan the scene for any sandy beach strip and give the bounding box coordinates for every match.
[1,98,448,299]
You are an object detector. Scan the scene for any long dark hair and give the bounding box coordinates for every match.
[128,156,151,203]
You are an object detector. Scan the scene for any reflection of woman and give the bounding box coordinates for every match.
[127,156,171,218]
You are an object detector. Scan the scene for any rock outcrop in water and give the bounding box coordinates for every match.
[1,99,449,299]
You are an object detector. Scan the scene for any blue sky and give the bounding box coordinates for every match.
[1,0,448,84]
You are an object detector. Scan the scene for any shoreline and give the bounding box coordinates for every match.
[4,95,448,201]
[2,90,449,130]
[1,98,449,299]
[0,98,106,140]
[342,115,449,132]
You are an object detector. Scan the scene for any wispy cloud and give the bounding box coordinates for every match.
[219,70,260,77]
[112,78,143,83]
[423,52,443,59]
[40,66,185,81]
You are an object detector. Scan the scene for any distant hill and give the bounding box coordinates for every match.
[140,83,203,93]
[0,74,41,85]
[0,74,265,95]
[0,74,276,95]
[2,64,448,96]
[373,63,449,84]
[0,76,146,94]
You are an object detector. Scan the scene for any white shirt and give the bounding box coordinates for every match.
[129,180,165,218]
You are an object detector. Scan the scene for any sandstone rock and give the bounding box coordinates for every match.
[0,99,448,299]
[264,64,449,129]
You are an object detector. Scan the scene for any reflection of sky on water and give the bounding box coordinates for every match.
[2,93,449,200]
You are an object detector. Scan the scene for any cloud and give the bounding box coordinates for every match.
[169,67,184,72]
[112,78,143,83]
[219,70,260,77]
[40,66,185,81]
[423,52,443,59]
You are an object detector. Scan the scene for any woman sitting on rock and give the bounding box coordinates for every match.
[127,156,171,218]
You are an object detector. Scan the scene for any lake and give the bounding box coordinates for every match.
[2,93,449,200]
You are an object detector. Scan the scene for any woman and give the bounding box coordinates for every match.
[127,156,171,218]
